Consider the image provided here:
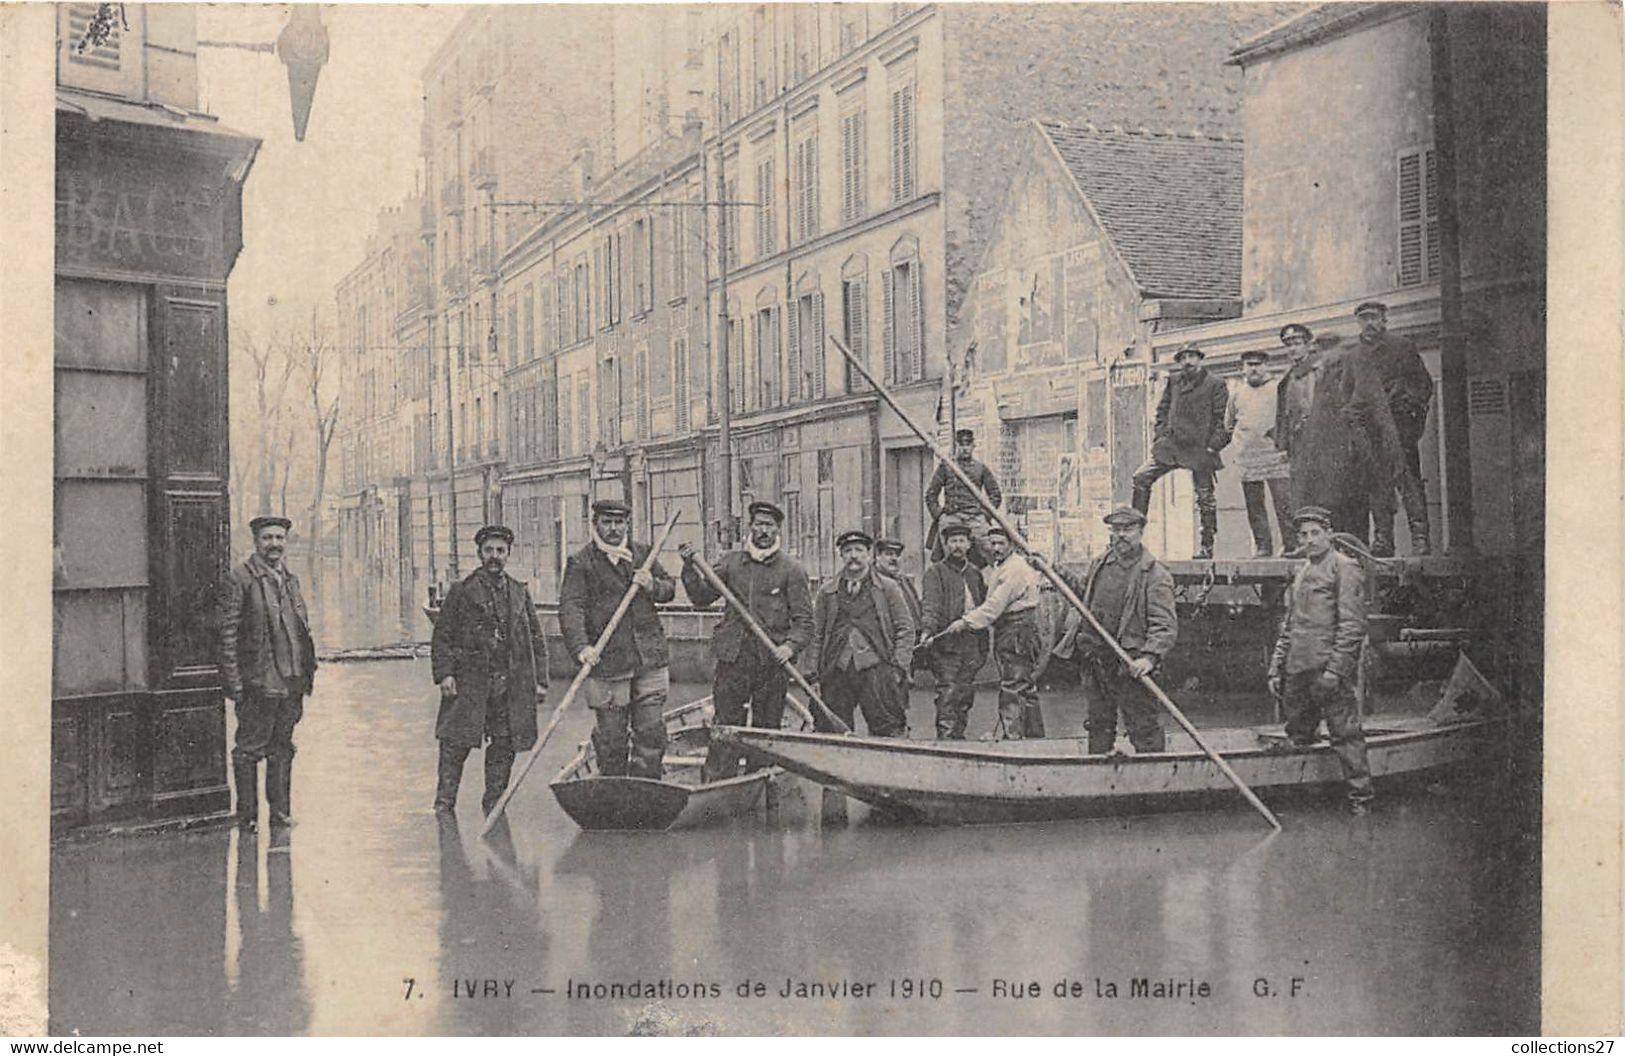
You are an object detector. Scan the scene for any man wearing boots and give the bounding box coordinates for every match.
[559,499,676,779]
[430,525,549,814]
[1267,506,1375,814]
[1131,344,1231,558]
[679,501,814,780]
[942,526,1045,739]
[926,429,1003,567]
[1354,301,1433,556]
[801,530,916,736]
[1226,349,1294,556]
[1049,507,1178,755]
[918,523,989,739]
[219,515,318,830]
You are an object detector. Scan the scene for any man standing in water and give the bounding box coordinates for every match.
[1268,506,1374,814]
[802,530,916,736]
[941,526,1045,739]
[918,523,989,739]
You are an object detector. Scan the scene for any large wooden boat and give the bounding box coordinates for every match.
[549,695,799,831]
[711,700,1507,825]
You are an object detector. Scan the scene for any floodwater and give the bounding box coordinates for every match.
[50,660,1540,1036]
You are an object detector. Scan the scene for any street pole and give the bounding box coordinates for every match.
[445,327,459,578]
[1429,6,1473,554]
[713,52,735,550]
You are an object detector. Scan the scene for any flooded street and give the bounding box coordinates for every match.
[51,660,1539,1036]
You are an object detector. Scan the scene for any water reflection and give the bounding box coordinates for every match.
[228,828,310,1034]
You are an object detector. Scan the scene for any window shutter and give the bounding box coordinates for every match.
[787,297,802,401]
[674,336,690,432]
[1397,149,1424,287]
[891,84,915,203]
[881,268,896,383]
[909,261,924,381]
[560,377,574,455]
[731,319,745,413]
[811,290,826,399]
[645,216,656,310]
[1424,148,1440,283]
[637,345,650,439]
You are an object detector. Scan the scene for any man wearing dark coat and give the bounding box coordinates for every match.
[679,501,814,780]
[1273,323,1323,466]
[558,498,676,779]
[1131,344,1232,558]
[801,530,916,736]
[430,524,549,814]
[1288,336,1405,542]
[1047,506,1178,755]
[918,523,989,739]
[1354,301,1434,555]
[219,515,318,830]
[925,428,1003,567]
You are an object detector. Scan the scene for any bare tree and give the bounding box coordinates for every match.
[291,312,342,606]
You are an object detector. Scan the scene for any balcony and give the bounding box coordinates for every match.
[440,261,467,299]
[441,177,464,215]
[471,146,496,191]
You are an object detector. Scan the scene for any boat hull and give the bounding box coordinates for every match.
[712,718,1503,825]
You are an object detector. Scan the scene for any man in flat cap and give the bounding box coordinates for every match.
[1227,349,1295,556]
[559,498,676,779]
[1049,506,1178,755]
[1273,324,1323,473]
[941,525,1045,739]
[430,524,549,814]
[1268,506,1374,813]
[219,515,318,830]
[874,537,924,720]
[918,522,989,739]
[801,530,916,736]
[679,500,814,779]
[1354,301,1433,555]
[1132,343,1231,559]
[926,428,1003,568]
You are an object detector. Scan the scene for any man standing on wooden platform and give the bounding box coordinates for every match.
[802,530,916,737]
[679,501,814,780]
[942,525,1045,739]
[1267,505,1374,814]
[430,525,548,815]
[926,428,1003,567]
[1228,350,1295,556]
[918,523,989,740]
[1047,506,1178,755]
[559,499,676,780]
[1131,343,1231,559]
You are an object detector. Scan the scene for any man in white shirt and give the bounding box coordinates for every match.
[1226,349,1294,556]
[942,526,1044,739]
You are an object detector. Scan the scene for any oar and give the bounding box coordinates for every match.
[685,552,849,734]
[480,506,684,836]
[829,334,1282,832]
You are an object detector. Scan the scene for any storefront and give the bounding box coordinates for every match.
[53,89,258,832]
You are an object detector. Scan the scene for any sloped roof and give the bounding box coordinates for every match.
[1037,121,1243,300]
[1228,3,1419,66]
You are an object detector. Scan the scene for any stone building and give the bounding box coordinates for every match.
[53,3,259,830]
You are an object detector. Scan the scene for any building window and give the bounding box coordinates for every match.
[789,286,826,402]
[718,30,740,125]
[671,199,689,297]
[540,284,553,355]
[838,8,864,52]
[729,314,746,414]
[755,304,781,409]
[883,254,924,383]
[755,157,776,258]
[1398,145,1440,287]
[723,174,740,270]
[840,105,866,224]
[632,216,654,314]
[635,343,650,439]
[794,6,818,81]
[559,375,574,455]
[794,127,820,243]
[840,263,868,393]
[573,257,589,343]
[674,333,691,432]
[578,372,594,450]
[889,75,916,204]
[752,6,775,107]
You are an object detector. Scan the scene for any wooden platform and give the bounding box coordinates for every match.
[1164,554,1479,584]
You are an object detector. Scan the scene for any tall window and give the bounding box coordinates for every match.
[889,74,916,204]
[674,333,691,432]
[840,104,866,224]
[559,375,574,455]
[883,253,924,383]
[755,304,781,408]
[671,198,689,297]
[723,174,740,270]
[718,30,740,125]
[841,261,869,393]
[1397,145,1440,287]
[635,343,650,439]
[794,127,820,243]
[789,285,826,401]
[729,313,746,414]
[577,372,594,450]
[573,257,589,343]
[755,157,776,258]
[751,6,775,107]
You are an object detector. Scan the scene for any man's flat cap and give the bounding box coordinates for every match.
[249,515,292,535]
[876,538,905,555]
[939,522,973,541]
[1173,343,1206,361]
[954,428,975,443]
[985,525,1011,540]
[1290,505,1334,528]
[1103,505,1147,527]
[591,499,632,517]
[836,529,873,550]
[747,500,785,524]
[1279,323,1313,343]
[1240,349,1271,364]
[1354,301,1388,316]
[475,524,515,546]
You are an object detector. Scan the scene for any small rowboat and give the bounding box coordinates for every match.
[712,701,1508,826]
[549,695,805,831]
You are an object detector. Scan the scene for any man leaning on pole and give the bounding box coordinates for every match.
[939,525,1045,739]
